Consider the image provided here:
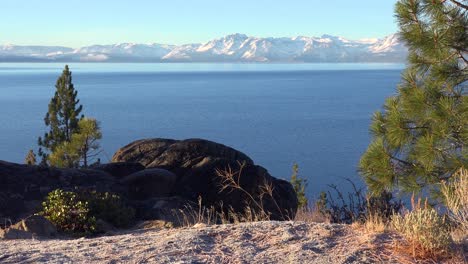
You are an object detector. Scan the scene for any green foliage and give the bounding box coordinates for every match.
[24,149,36,165]
[48,141,80,168]
[42,189,96,235]
[72,118,102,167]
[315,191,328,213]
[48,118,102,168]
[84,190,135,228]
[42,189,135,236]
[360,0,468,196]
[290,163,308,208]
[38,65,83,165]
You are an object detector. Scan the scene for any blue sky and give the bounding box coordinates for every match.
[1,0,398,47]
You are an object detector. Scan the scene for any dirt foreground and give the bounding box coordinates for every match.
[0,221,430,263]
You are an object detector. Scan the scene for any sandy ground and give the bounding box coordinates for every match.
[0,221,429,263]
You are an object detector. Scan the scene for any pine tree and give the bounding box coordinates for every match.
[48,141,80,168]
[38,65,83,164]
[360,0,467,196]
[48,118,102,168]
[25,149,37,165]
[72,118,102,167]
[290,163,308,208]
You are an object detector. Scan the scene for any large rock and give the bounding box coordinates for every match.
[131,196,195,225]
[0,138,298,223]
[112,138,178,167]
[11,215,57,238]
[112,138,254,168]
[120,168,177,200]
[1,215,57,240]
[0,161,117,221]
[91,162,145,179]
[0,228,33,240]
[112,138,298,220]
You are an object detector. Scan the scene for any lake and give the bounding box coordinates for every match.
[0,63,403,198]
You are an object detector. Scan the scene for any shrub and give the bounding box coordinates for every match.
[317,179,401,224]
[42,189,96,235]
[42,189,135,235]
[391,198,451,257]
[84,190,135,228]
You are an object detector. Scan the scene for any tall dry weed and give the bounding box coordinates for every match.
[441,167,468,241]
[391,196,451,258]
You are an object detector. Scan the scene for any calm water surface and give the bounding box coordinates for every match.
[0,63,403,197]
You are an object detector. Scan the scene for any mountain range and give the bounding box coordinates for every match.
[0,33,407,63]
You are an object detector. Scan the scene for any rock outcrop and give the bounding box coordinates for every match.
[112,138,254,168]
[91,162,145,179]
[1,215,56,239]
[0,138,298,226]
[0,161,117,222]
[113,138,298,220]
[11,215,57,238]
[119,168,177,200]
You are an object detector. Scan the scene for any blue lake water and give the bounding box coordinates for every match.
[0,63,403,198]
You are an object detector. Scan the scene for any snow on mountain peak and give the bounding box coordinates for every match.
[320,34,351,43]
[368,33,405,53]
[1,33,407,62]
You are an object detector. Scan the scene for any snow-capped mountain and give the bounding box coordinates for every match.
[71,43,175,62]
[0,45,73,61]
[0,33,407,62]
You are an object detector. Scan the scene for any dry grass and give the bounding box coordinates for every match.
[215,161,288,221]
[174,198,223,227]
[175,201,275,228]
[363,212,387,234]
[174,162,283,227]
[165,165,467,263]
[391,196,451,260]
[344,169,467,263]
[441,167,468,243]
[294,206,330,223]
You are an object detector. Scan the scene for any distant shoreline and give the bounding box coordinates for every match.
[0,60,406,64]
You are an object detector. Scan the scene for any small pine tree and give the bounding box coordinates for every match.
[290,163,308,208]
[73,118,102,167]
[24,149,36,165]
[315,191,328,214]
[49,118,102,168]
[360,0,467,196]
[38,65,83,164]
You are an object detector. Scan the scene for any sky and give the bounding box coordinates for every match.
[0,0,399,47]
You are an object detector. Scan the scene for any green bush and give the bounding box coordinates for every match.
[42,189,96,235]
[84,190,135,228]
[42,189,135,235]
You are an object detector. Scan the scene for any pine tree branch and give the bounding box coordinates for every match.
[447,0,468,9]
[402,126,429,130]
[384,148,415,167]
